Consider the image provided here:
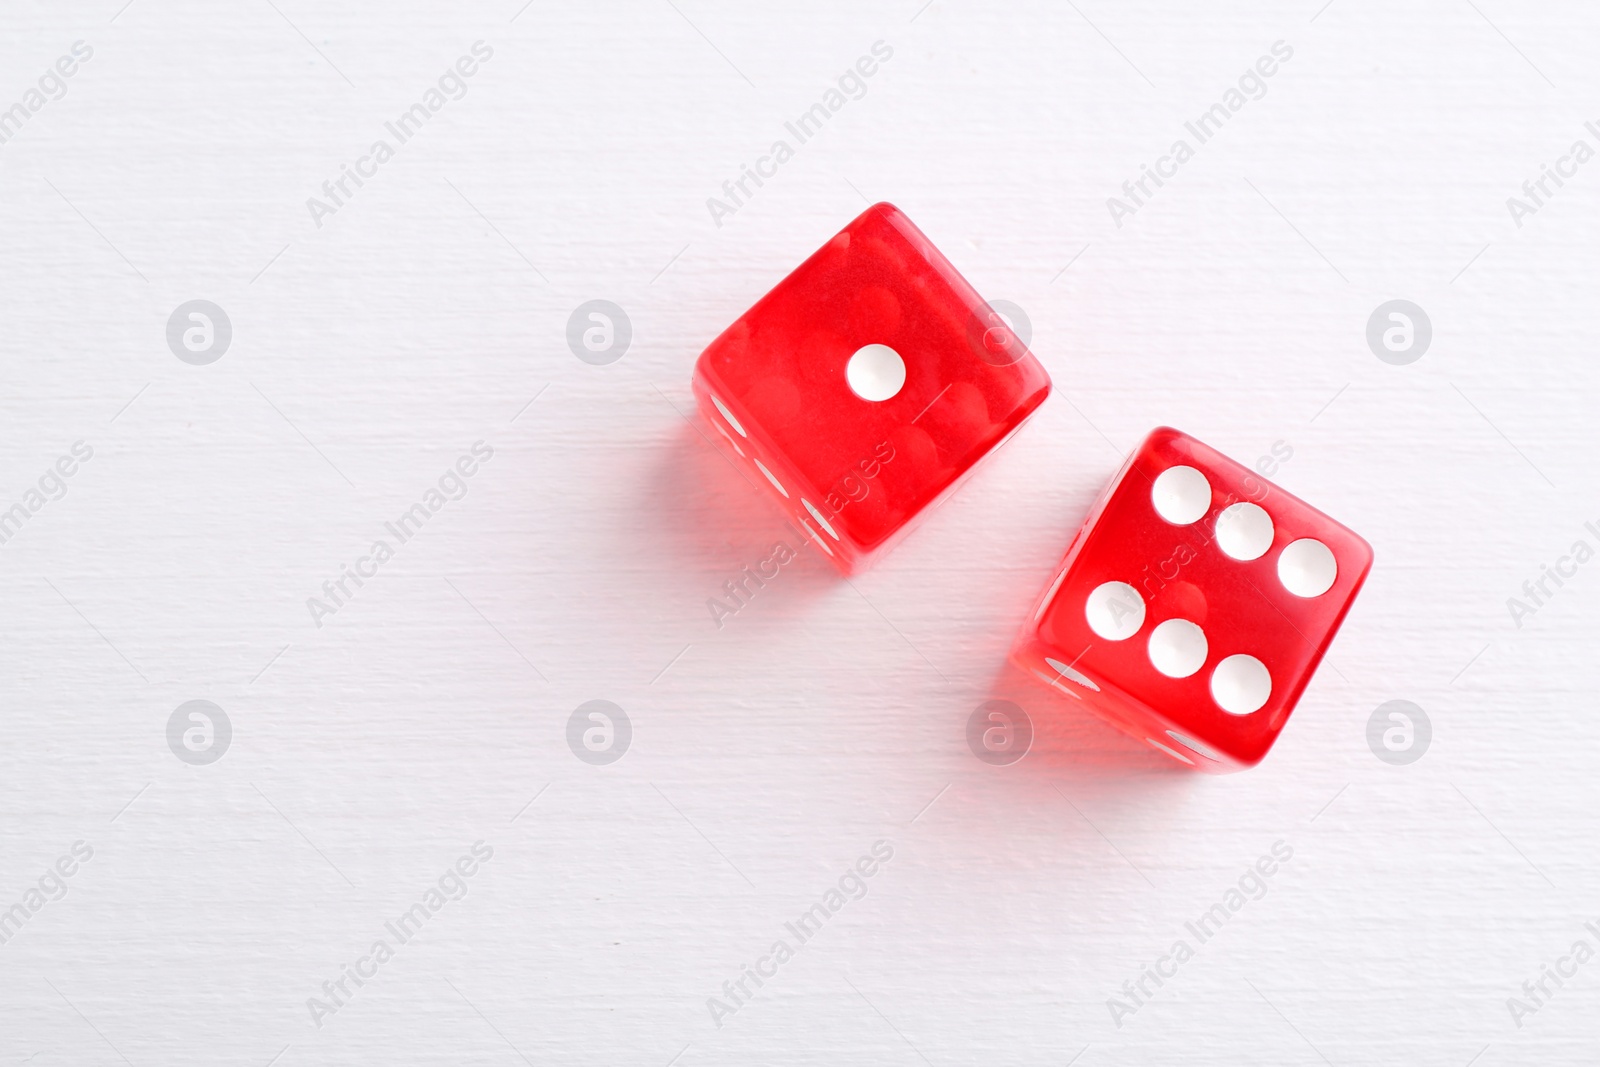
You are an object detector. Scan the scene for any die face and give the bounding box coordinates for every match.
[1021,427,1373,769]
[694,202,1051,570]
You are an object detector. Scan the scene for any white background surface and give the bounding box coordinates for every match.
[2,1,1599,1064]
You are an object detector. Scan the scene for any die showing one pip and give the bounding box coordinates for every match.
[692,202,1052,574]
[1013,427,1373,772]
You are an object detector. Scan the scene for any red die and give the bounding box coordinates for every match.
[692,202,1052,573]
[1013,427,1373,772]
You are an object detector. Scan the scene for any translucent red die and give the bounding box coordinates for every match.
[692,202,1052,573]
[1013,427,1373,772]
